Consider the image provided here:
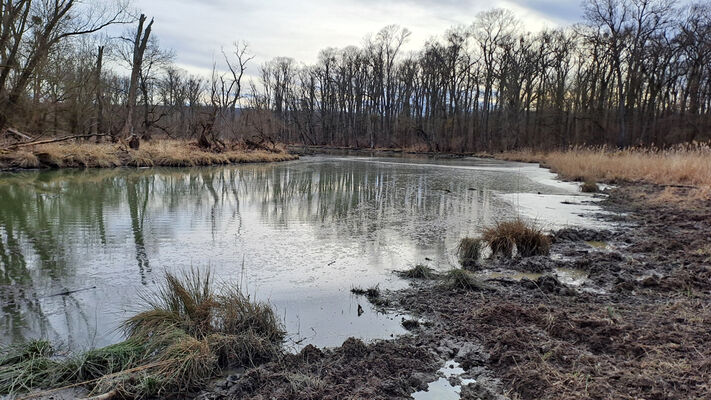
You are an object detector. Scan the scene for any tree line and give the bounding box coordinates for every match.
[1,0,710,152]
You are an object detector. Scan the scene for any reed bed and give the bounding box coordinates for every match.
[496,143,711,188]
[0,139,297,170]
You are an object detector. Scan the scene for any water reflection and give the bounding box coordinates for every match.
[0,156,590,350]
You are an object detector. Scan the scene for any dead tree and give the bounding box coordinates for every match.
[120,14,154,149]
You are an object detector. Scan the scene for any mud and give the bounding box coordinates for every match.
[198,184,711,400]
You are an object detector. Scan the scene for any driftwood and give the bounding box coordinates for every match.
[245,136,279,153]
[3,128,33,142]
[2,133,111,150]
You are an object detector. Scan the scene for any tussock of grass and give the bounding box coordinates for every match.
[399,264,437,279]
[442,269,486,290]
[457,238,483,268]
[497,143,711,187]
[0,269,284,398]
[581,180,599,193]
[483,219,551,258]
[0,139,297,169]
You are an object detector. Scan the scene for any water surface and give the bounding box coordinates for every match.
[0,155,604,350]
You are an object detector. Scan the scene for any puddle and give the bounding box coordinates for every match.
[412,360,476,400]
[478,267,588,286]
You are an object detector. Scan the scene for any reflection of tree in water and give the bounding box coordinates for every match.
[126,176,152,285]
[0,170,124,345]
[0,161,519,348]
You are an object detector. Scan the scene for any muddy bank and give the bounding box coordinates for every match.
[198,183,710,400]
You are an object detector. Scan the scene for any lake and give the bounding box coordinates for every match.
[0,155,607,351]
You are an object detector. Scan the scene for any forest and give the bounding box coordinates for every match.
[1,0,710,152]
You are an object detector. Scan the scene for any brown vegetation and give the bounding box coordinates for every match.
[0,139,296,170]
[497,144,711,189]
[482,219,551,258]
[0,270,284,398]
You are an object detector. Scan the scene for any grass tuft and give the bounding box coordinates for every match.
[442,269,486,290]
[399,264,437,279]
[482,219,551,258]
[581,180,600,193]
[0,269,284,398]
[457,238,483,268]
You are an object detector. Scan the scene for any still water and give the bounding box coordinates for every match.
[0,155,604,351]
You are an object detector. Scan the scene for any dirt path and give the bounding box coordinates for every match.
[198,184,711,400]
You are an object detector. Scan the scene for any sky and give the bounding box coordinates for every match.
[126,0,585,77]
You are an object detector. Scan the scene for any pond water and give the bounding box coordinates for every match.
[0,155,607,351]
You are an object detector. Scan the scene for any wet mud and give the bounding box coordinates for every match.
[199,184,711,400]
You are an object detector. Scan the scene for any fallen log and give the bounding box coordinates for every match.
[2,133,111,150]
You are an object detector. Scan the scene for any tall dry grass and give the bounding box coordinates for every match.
[497,143,711,188]
[0,139,297,170]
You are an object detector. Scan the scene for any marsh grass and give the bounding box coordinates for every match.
[0,139,297,170]
[0,269,284,398]
[581,180,600,193]
[483,219,551,258]
[496,143,711,188]
[399,264,437,279]
[457,238,483,268]
[442,269,486,290]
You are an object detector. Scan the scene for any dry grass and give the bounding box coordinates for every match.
[457,238,484,268]
[441,268,486,290]
[496,143,711,188]
[398,264,437,279]
[482,219,551,258]
[0,269,284,398]
[0,139,297,170]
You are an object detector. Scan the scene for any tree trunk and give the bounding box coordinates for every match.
[121,14,154,149]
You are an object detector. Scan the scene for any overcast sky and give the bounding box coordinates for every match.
[128,0,585,77]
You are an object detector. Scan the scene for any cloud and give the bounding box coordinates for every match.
[128,0,584,78]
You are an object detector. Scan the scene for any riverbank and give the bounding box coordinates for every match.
[196,182,711,400]
[494,145,711,188]
[0,140,297,170]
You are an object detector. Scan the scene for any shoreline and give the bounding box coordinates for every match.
[0,139,298,171]
[196,182,711,400]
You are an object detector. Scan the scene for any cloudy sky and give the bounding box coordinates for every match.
[128,0,585,76]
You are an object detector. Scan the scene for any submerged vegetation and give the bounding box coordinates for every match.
[0,140,297,170]
[482,219,551,258]
[351,285,381,299]
[0,270,284,398]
